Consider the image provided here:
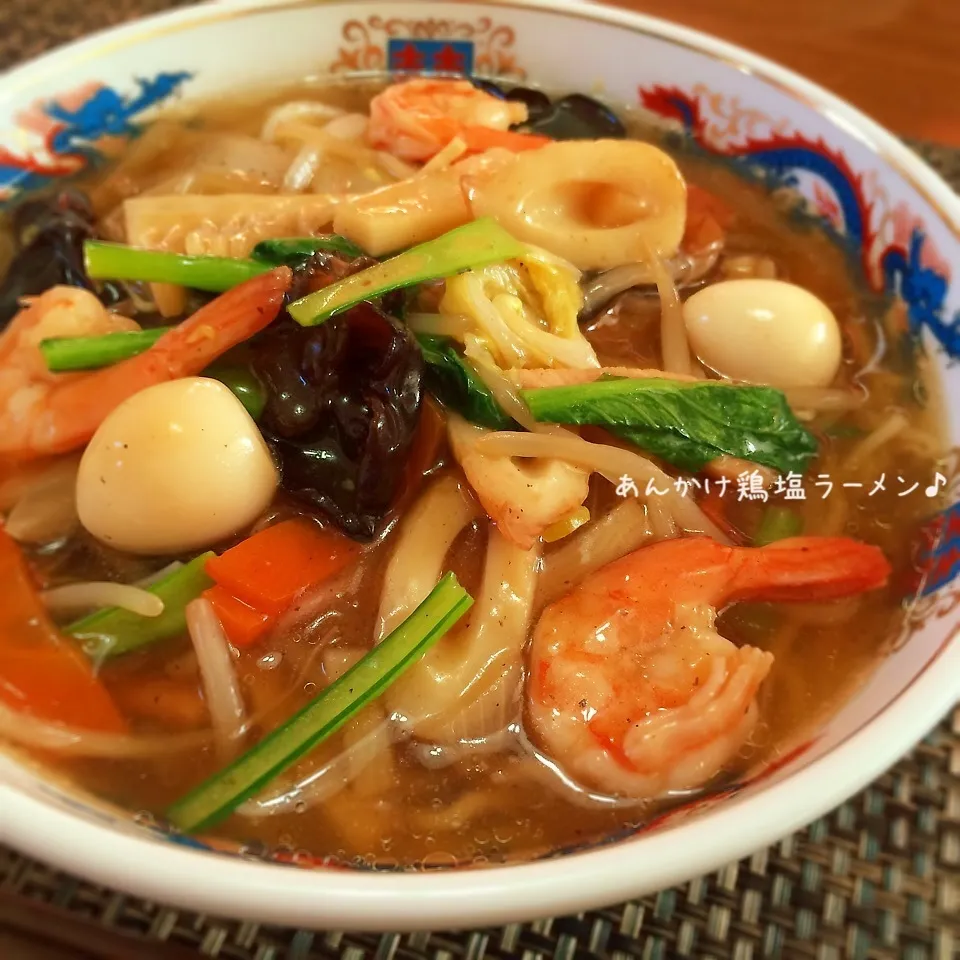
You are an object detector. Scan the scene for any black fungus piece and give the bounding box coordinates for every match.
[471,78,550,121]
[471,79,627,140]
[254,304,423,541]
[519,92,627,140]
[11,189,93,241]
[0,189,124,329]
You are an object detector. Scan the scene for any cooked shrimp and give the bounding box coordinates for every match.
[367,79,549,162]
[0,286,139,404]
[527,535,891,799]
[0,268,291,458]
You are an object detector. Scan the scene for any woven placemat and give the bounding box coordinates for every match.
[0,2,959,957]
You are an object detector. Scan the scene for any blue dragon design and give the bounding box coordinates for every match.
[740,145,866,246]
[723,148,960,359]
[882,228,960,357]
[642,84,960,360]
[45,72,192,154]
[0,71,193,200]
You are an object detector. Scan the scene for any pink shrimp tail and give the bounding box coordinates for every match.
[729,536,892,603]
[27,266,291,456]
[138,265,291,380]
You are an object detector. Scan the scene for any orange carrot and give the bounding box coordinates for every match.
[205,519,361,615]
[202,584,275,649]
[459,125,551,154]
[0,527,127,732]
[684,184,734,254]
[687,184,735,229]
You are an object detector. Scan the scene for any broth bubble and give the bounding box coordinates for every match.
[257,651,283,671]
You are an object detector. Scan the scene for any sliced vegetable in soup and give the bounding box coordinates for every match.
[0,74,945,868]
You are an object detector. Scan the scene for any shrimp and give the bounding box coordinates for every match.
[0,267,291,458]
[527,535,891,799]
[0,286,139,405]
[367,78,549,162]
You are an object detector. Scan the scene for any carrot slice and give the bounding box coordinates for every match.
[0,527,126,732]
[686,184,736,230]
[414,115,551,156]
[684,183,735,253]
[459,125,551,154]
[205,519,361,615]
[202,584,275,649]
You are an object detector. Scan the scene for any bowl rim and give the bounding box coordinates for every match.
[1,0,959,932]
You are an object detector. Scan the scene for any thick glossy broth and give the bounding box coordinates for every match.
[2,80,944,869]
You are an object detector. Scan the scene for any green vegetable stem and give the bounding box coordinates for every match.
[166,572,473,833]
[69,553,215,661]
[39,331,266,420]
[202,364,267,421]
[250,235,366,265]
[754,506,804,546]
[287,218,526,326]
[84,241,270,291]
[40,327,172,372]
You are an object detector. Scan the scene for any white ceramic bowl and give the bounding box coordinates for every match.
[1,0,959,932]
